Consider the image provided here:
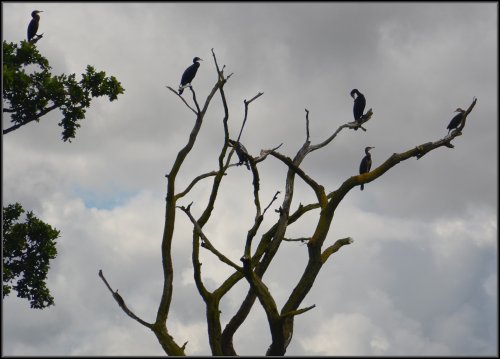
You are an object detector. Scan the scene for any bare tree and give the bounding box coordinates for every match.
[99,50,477,356]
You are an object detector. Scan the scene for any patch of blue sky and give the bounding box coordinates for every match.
[72,185,137,210]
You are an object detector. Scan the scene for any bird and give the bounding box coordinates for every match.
[178,57,203,95]
[228,139,251,170]
[446,108,465,134]
[359,146,374,191]
[27,10,43,42]
[351,89,366,126]
[113,290,126,308]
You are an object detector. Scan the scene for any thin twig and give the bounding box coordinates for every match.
[305,109,310,142]
[166,86,197,115]
[237,92,264,143]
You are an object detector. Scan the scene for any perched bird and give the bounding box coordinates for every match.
[359,146,374,191]
[351,89,366,125]
[113,290,126,308]
[446,108,465,134]
[178,57,202,95]
[228,139,251,170]
[27,10,43,42]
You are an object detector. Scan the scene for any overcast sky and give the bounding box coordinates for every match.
[2,2,498,356]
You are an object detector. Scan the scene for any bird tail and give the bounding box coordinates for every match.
[360,184,364,191]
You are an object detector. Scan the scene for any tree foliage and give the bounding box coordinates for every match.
[2,203,59,309]
[2,40,125,141]
[99,50,477,355]
[3,40,124,310]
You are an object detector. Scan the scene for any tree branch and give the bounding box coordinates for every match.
[98,270,153,329]
[236,92,264,144]
[283,237,311,243]
[174,170,222,200]
[166,86,197,115]
[270,151,327,206]
[281,304,316,318]
[321,237,354,263]
[3,104,58,135]
[305,109,310,142]
[178,204,243,273]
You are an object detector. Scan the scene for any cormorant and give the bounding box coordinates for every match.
[27,10,43,42]
[351,89,366,125]
[446,108,465,134]
[178,57,202,95]
[228,139,251,170]
[359,146,374,191]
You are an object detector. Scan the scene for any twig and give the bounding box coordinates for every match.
[237,92,264,143]
[263,191,281,216]
[281,304,316,318]
[283,237,311,243]
[305,109,310,142]
[166,86,197,115]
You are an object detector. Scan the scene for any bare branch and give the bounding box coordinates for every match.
[263,191,281,216]
[281,304,316,318]
[166,86,197,115]
[307,109,372,154]
[305,109,310,142]
[236,92,264,142]
[211,48,223,77]
[189,86,202,114]
[270,151,327,206]
[283,237,310,243]
[178,204,243,273]
[175,170,222,200]
[321,237,354,263]
[98,270,153,329]
[254,143,284,163]
[246,92,265,105]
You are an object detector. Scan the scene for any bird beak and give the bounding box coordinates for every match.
[199,58,204,61]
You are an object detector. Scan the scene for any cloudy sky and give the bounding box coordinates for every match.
[2,2,497,356]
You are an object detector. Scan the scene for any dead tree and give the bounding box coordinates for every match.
[99,50,477,356]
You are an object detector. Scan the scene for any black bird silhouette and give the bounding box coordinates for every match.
[350,89,366,126]
[446,108,465,135]
[178,57,202,95]
[27,10,43,42]
[359,146,374,191]
[228,139,251,170]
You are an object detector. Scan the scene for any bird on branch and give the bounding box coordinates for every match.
[27,10,43,43]
[178,57,202,95]
[446,108,465,135]
[228,139,251,170]
[351,89,366,130]
[359,146,374,191]
[113,290,126,308]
